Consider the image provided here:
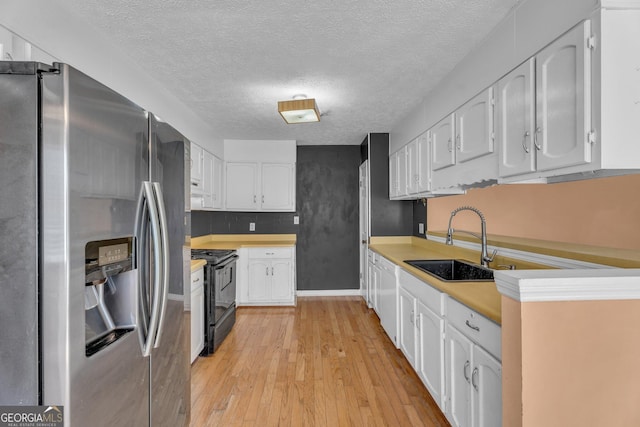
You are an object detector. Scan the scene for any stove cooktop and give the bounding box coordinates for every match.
[191,248,236,265]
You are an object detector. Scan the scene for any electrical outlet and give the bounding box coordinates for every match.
[249,222,255,231]
[419,223,424,234]
[293,215,299,225]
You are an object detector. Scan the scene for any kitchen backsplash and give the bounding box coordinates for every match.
[191,211,299,237]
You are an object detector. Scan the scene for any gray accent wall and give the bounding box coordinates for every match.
[296,146,360,290]
[191,211,298,236]
[413,200,427,238]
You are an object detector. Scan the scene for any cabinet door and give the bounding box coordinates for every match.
[445,324,473,427]
[497,58,536,177]
[535,20,592,172]
[456,87,495,163]
[398,287,417,366]
[212,155,223,209]
[397,146,409,197]
[416,132,431,193]
[270,259,293,302]
[389,151,399,199]
[417,300,444,409]
[406,140,418,195]
[201,150,214,208]
[472,346,502,427]
[247,260,270,301]
[191,143,203,188]
[225,162,258,211]
[431,114,456,171]
[379,263,397,345]
[372,265,381,316]
[261,163,295,211]
[190,269,204,363]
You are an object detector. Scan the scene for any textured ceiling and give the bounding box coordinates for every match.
[54,0,517,146]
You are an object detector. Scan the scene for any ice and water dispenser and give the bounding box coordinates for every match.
[84,237,136,356]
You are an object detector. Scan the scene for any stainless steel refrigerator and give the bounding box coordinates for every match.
[0,61,190,427]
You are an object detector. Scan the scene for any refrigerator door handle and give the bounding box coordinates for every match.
[140,181,163,357]
[135,186,150,352]
[152,182,170,348]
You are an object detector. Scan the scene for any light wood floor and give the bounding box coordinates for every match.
[190,297,450,426]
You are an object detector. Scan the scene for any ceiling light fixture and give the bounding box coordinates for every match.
[278,94,320,124]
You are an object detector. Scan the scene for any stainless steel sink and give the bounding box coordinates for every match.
[404,259,494,282]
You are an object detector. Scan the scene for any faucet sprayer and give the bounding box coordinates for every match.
[445,206,496,268]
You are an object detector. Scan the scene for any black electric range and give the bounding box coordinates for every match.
[191,248,238,355]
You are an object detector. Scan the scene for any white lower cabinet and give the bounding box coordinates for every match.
[240,246,296,306]
[190,267,204,363]
[377,256,398,346]
[367,250,380,310]
[398,269,446,408]
[445,297,501,427]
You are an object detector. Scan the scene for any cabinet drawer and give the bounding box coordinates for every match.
[398,268,444,315]
[248,246,293,259]
[446,296,501,360]
[377,255,396,272]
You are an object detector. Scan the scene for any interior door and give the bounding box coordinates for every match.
[359,161,369,302]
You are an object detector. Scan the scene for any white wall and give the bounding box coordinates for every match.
[0,0,223,157]
[390,0,599,152]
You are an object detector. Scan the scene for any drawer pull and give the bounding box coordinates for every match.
[193,278,200,283]
[463,360,470,383]
[465,320,480,332]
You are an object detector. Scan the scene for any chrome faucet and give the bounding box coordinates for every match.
[446,206,496,268]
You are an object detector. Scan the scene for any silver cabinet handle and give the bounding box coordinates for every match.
[253,195,257,203]
[271,267,274,276]
[447,138,453,152]
[193,277,200,283]
[456,134,461,150]
[465,320,480,332]
[410,310,414,325]
[464,360,471,383]
[534,126,542,150]
[522,131,530,154]
[266,267,269,276]
[262,195,265,204]
[472,367,479,391]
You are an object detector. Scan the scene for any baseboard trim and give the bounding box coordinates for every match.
[296,289,363,297]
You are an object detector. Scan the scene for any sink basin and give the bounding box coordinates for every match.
[404,259,494,282]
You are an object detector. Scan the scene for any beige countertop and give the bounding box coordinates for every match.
[191,259,207,272]
[368,236,537,325]
[191,234,296,250]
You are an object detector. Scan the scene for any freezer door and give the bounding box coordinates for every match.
[40,63,150,427]
[149,114,190,427]
[0,64,40,405]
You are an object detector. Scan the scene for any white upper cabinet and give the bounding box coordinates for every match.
[224,140,296,212]
[416,133,431,194]
[225,162,259,210]
[190,142,203,193]
[497,58,536,177]
[535,20,592,172]
[431,114,456,171]
[261,163,295,211]
[192,145,224,211]
[498,21,592,180]
[388,151,400,199]
[456,87,495,164]
[406,139,419,195]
